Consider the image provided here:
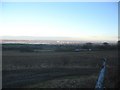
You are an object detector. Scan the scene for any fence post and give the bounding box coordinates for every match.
[95,58,106,89]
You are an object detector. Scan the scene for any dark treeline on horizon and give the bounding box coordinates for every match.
[2,41,118,52]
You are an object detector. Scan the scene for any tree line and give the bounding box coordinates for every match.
[2,41,118,52]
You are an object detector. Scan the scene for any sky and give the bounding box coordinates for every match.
[0,2,118,42]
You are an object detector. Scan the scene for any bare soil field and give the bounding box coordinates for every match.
[2,50,118,88]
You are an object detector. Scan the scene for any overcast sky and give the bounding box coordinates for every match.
[0,2,118,41]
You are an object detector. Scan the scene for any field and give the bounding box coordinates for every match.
[2,50,118,88]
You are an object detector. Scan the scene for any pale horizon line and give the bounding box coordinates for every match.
[0,36,118,43]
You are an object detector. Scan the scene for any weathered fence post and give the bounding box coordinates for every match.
[95,58,107,89]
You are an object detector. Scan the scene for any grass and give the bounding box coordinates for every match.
[2,50,118,88]
[27,74,98,88]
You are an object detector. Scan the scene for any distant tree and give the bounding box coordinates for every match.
[103,42,109,46]
[102,42,117,50]
[102,42,110,50]
[82,42,93,49]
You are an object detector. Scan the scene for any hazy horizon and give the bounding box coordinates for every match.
[0,36,118,44]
